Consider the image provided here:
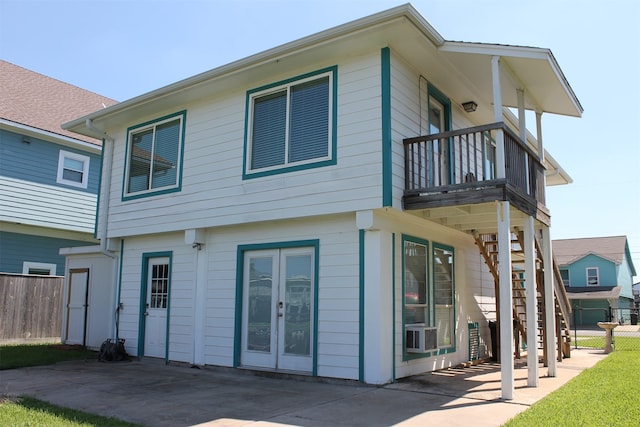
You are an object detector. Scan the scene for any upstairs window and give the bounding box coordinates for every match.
[245,67,336,178]
[560,269,570,286]
[586,267,599,286]
[124,111,185,200]
[57,150,90,188]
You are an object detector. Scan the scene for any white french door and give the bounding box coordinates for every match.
[241,248,314,372]
[144,257,169,358]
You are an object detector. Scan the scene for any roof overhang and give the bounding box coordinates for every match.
[63,3,582,146]
[438,42,583,118]
[567,286,622,300]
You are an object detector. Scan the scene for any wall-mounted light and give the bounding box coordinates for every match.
[462,101,477,113]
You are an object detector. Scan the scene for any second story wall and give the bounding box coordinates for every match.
[0,129,100,233]
[103,51,386,238]
[567,254,617,288]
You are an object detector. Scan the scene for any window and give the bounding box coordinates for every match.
[586,267,599,286]
[22,261,56,275]
[150,262,169,309]
[245,67,336,178]
[403,236,456,357]
[560,269,570,286]
[57,150,90,188]
[124,111,186,199]
[433,244,454,349]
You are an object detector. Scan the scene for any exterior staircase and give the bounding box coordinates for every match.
[474,231,572,363]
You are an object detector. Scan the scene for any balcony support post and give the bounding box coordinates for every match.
[491,56,506,179]
[497,200,514,400]
[524,216,539,387]
[542,225,557,376]
[536,110,546,188]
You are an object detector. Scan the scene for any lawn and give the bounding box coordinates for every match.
[0,343,97,370]
[0,396,140,427]
[504,351,640,426]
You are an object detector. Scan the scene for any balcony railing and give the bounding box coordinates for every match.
[403,122,546,206]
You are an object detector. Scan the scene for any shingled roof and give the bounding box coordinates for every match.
[553,236,629,266]
[0,60,117,146]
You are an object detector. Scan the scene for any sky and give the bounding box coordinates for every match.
[1,0,639,280]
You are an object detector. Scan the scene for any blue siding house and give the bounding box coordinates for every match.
[554,236,637,326]
[0,60,116,275]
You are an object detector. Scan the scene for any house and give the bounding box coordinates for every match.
[554,236,637,326]
[60,4,582,399]
[0,60,116,275]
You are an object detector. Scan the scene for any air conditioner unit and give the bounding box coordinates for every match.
[406,325,438,353]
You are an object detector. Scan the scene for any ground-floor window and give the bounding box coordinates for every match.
[402,235,455,358]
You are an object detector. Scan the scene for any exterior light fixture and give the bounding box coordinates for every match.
[462,101,477,112]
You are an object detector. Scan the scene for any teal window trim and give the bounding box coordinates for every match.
[391,232,396,381]
[427,83,453,184]
[122,110,186,201]
[234,239,320,376]
[381,47,392,207]
[242,66,337,180]
[358,229,365,382]
[432,242,456,355]
[401,234,431,361]
[137,251,173,360]
[115,239,124,341]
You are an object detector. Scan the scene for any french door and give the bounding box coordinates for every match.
[241,248,314,372]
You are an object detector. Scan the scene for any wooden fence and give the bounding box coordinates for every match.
[0,273,63,341]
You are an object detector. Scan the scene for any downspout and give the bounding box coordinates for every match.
[86,119,121,342]
[86,119,116,259]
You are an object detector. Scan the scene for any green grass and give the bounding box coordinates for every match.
[0,343,97,370]
[575,336,640,351]
[0,396,140,427]
[504,351,640,426]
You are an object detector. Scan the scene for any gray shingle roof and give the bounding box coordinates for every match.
[553,236,628,266]
[0,60,117,146]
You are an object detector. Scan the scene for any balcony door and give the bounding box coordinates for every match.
[428,95,450,186]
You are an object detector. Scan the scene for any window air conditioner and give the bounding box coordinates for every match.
[406,325,438,353]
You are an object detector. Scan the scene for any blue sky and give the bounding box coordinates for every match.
[1,0,639,279]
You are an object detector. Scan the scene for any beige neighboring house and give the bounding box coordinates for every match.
[553,236,637,326]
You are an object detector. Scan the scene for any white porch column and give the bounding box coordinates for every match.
[523,217,539,386]
[542,226,557,376]
[357,211,393,384]
[492,56,506,179]
[186,229,207,365]
[497,201,514,399]
[517,89,530,194]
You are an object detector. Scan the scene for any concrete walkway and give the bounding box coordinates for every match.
[1,348,606,427]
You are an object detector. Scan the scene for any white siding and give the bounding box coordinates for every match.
[0,176,96,233]
[105,52,384,239]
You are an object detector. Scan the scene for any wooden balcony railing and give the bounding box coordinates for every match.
[403,122,546,206]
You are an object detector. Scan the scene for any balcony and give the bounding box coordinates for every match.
[403,122,548,228]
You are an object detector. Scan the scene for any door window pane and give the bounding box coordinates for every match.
[150,263,169,309]
[247,257,273,352]
[284,254,312,356]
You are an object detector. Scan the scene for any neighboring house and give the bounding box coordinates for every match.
[0,60,117,276]
[554,236,637,326]
[60,5,582,398]
[633,282,640,308]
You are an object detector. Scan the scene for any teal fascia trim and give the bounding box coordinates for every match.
[432,242,456,355]
[122,110,187,202]
[358,229,365,382]
[137,251,173,360]
[401,234,432,361]
[381,47,392,207]
[242,66,338,180]
[94,138,105,238]
[234,239,320,374]
[115,239,124,341]
[391,232,396,382]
